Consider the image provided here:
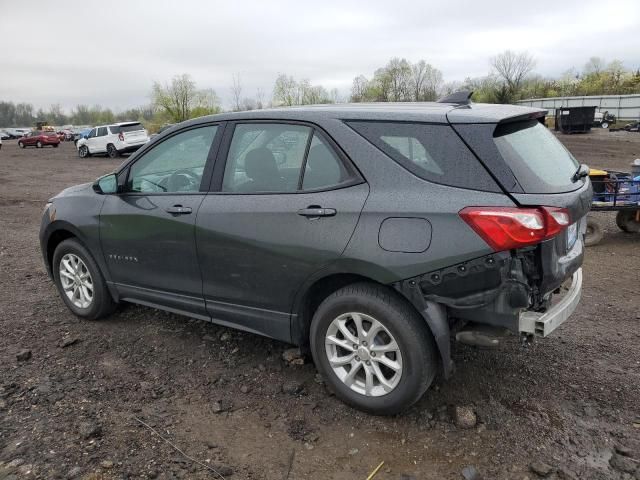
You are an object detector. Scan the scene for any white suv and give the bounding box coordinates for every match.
[76,122,149,158]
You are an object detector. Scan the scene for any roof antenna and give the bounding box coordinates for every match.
[437,90,474,105]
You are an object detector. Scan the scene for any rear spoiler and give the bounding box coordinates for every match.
[497,110,547,125]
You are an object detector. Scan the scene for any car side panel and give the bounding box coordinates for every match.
[315,118,516,282]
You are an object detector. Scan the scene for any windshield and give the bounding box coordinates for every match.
[494,120,580,193]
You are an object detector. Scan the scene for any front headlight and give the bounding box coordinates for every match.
[44,202,56,221]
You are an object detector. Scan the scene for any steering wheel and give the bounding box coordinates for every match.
[167,169,201,192]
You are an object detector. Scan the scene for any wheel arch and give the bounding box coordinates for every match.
[43,222,118,301]
[291,266,452,378]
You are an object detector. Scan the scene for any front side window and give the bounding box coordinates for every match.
[347,121,494,190]
[222,124,312,193]
[127,125,217,193]
[97,127,108,137]
[88,129,97,138]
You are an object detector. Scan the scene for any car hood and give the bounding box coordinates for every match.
[50,182,93,201]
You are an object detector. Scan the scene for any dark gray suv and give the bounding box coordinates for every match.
[40,93,591,414]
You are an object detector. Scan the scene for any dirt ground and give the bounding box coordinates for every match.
[0,130,639,480]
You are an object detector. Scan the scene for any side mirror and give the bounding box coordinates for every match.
[83,134,89,139]
[93,173,118,194]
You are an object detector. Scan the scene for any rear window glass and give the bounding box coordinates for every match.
[493,120,579,192]
[347,121,497,191]
[118,123,144,133]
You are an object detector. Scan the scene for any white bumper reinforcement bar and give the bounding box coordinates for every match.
[519,268,583,337]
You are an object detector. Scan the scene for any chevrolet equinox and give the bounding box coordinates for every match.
[40,92,590,414]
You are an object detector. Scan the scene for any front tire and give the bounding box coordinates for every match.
[601,122,609,129]
[18,141,24,148]
[78,145,90,158]
[52,238,116,320]
[310,283,437,415]
[107,144,118,158]
[36,141,42,148]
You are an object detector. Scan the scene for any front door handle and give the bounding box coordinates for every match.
[297,206,337,218]
[166,205,192,215]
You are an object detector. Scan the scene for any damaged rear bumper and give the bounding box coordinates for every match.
[518,268,582,337]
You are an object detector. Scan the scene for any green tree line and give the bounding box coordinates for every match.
[2,53,639,128]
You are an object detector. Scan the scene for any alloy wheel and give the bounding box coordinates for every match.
[325,312,403,397]
[59,253,94,309]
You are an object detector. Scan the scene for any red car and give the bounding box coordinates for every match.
[18,131,60,148]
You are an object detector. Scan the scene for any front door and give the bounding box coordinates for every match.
[196,122,368,341]
[85,128,98,152]
[100,124,221,318]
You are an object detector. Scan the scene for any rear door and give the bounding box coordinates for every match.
[99,124,222,317]
[195,122,368,341]
[453,119,592,293]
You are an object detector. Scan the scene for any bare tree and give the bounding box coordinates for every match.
[273,74,299,106]
[152,74,220,122]
[385,58,413,101]
[255,88,265,109]
[351,75,369,102]
[412,61,443,101]
[583,57,605,76]
[490,50,536,100]
[230,73,243,111]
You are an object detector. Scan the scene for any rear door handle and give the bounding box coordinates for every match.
[297,207,337,218]
[166,205,192,215]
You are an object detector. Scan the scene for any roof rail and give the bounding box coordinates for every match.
[437,90,474,105]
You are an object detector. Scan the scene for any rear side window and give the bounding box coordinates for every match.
[493,120,579,193]
[302,134,350,190]
[347,121,496,191]
[109,125,120,134]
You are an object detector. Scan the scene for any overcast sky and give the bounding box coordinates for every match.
[1,0,639,112]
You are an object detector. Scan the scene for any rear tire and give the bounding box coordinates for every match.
[310,282,437,415]
[53,143,59,148]
[601,122,609,129]
[52,238,116,320]
[616,210,640,233]
[585,216,604,246]
[107,144,118,158]
[36,141,42,148]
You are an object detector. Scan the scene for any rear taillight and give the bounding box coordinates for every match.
[459,206,570,251]
[118,132,124,141]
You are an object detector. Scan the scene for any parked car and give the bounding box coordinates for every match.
[18,130,60,148]
[57,129,74,141]
[76,122,149,158]
[3,128,30,139]
[40,94,590,414]
[73,128,92,145]
[623,121,640,132]
[0,130,10,140]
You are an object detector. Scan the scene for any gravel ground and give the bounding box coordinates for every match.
[0,130,639,480]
